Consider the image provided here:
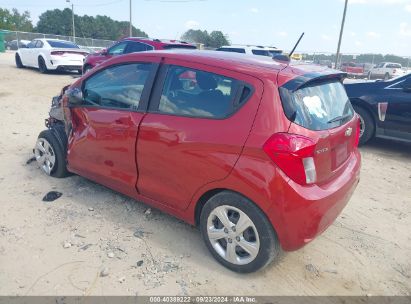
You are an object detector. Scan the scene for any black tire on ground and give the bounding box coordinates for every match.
[77,69,83,75]
[38,57,48,74]
[200,191,280,273]
[15,54,24,68]
[353,105,375,145]
[83,65,92,74]
[37,129,69,178]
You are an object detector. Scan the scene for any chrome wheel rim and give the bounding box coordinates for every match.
[207,205,260,265]
[34,138,56,175]
[358,114,365,138]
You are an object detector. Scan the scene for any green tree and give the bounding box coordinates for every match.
[0,8,33,31]
[35,9,148,40]
[181,29,229,48]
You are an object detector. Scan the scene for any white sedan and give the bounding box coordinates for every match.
[15,39,89,74]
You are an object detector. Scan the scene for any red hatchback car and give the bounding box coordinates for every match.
[35,50,361,273]
[82,37,196,73]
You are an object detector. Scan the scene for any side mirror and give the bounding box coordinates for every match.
[403,78,411,93]
[66,87,83,105]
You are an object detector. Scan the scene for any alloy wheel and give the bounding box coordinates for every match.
[207,205,260,265]
[34,138,56,175]
[358,114,365,138]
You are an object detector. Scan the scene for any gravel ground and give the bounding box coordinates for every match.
[0,51,410,296]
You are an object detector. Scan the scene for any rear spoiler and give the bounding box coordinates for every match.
[281,71,347,92]
[51,48,90,54]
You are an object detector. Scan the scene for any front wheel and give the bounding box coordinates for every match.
[34,130,69,178]
[200,191,280,273]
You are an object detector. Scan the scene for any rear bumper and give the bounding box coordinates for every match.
[268,150,361,251]
[48,57,84,71]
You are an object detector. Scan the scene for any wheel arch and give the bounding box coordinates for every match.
[350,98,377,125]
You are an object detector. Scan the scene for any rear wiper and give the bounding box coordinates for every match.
[327,113,352,124]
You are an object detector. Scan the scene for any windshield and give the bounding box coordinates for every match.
[47,40,79,49]
[279,79,354,131]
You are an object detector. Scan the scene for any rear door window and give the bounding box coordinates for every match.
[157,66,245,118]
[216,48,246,54]
[279,80,354,130]
[108,42,127,55]
[124,41,153,53]
[251,49,271,56]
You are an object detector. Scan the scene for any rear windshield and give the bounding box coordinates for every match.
[47,40,79,48]
[279,80,354,131]
[163,44,197,50]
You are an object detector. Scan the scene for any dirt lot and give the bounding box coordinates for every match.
[0,51,410,296]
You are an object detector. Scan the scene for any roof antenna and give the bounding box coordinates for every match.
[273,32,305,63]
[289,32,305,58]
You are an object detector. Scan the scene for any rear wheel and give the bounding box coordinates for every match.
[353,105,374,145]
[200,191,280,273]
[15,54,24,68]
[38,57,48,74]
[384,73,390,80]
[34,130,68,178]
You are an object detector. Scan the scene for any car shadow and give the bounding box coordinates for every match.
[360,137,411,159]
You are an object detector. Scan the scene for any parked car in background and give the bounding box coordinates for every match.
[15,39,89,74]
[368,62,406,80]
[34,50,360,273]
[345,73,411,144]
[82,37,196,74]
[267,47,283,56]
[6,39,30,50]
[340,62,364,78]
[216,45,272,57]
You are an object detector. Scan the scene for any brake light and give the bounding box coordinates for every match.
[51,51,65,56]
[355,116,361,147]
[263,133,317,185]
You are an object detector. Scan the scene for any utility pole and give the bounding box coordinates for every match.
[129,0,132,37]
[335,0,348,69]
[66,0,75,43]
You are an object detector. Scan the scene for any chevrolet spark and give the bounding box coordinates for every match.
[34,50,361,273]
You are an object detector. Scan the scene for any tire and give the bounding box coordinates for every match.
[353,105,375,145]
[77,69,83,75]
[200,191,280,273]
[38,57,48,74]
[83,64,92,74]
[15,54,24,68]
[384,73,390,81]
[34,129,69,178]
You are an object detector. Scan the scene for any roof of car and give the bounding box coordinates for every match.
[121,37,194,46]
[121,49,337,79]
[218,45,271,51]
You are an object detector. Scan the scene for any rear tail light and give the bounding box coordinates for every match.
[355,116,361,147]
[263,133,317,185]
[51,51,65,56]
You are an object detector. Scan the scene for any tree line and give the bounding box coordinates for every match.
[0,7,230,47]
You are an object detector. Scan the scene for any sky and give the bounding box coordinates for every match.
[2,0,411,56]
